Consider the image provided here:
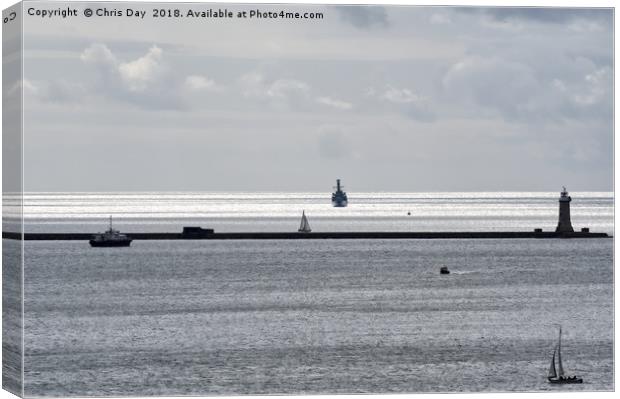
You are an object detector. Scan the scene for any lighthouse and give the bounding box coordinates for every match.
[555,186,574,233]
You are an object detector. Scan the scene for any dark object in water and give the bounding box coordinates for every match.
[182,226,215,237]
[407,211,411,216]
[89,216,132,247]
[549,376,583,384]
[547,326,583,384]
[440,266,450,274]
[332,179,348,207]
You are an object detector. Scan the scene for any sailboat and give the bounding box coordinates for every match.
[298,210,311,233]
[547,327,583,384]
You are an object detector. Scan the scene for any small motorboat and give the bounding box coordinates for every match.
[89,216,132,247]
[547,327,583,384]
[440,266,450,274]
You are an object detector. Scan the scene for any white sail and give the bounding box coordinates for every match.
[298,211,311,233]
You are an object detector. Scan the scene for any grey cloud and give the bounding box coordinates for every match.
[238,72,359,114]
[366,85,436,122]
[267,79,310,99]
[443,56,538,117]
[316,96,353,110]
[16,78,86,104]
[79,43,186,110]
[185,75,217,91]
[336,6,388,29]
[239,73,310,99]
[442,55,612,124]
[458,7,612,24]
[237,72,314,112]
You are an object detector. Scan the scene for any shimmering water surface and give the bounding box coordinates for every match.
[12,192,614,396]
[5,191,614,234]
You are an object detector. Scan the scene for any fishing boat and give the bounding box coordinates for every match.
[298,210,311,233]
[547,327,583,384]
[89,216,133,247]
[331,179,348,207]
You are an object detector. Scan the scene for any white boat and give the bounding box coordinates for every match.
[547,327,583,384]
[298,210,311,233]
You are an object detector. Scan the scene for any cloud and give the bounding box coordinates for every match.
[336,6,388,29]
[240,73,311,99]
[442,56,539,118]
[238,72,265,98]
[476,7,612,25]
[10,78,86,104]
[237,74,357,112]
[118,45,164,92]
[572,67,611,107]
[79,43,184,109]
[80,43,166,92]
[380,86,424,104]
[238,73,312,110]
[80,43,117,66]
[316,96,353,110]
[442,54,612,123]
[7,79,38,97]
[366,85,435,122]
[266,79,310,98]
[185,75,216,91]
[453,7,612,33]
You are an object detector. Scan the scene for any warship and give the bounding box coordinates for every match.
[331,179,348,207]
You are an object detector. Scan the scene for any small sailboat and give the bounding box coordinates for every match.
[298,210,312,233]
[547,327,583,384]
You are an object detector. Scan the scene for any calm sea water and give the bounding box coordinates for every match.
[9,192,615,395]
[5,191,615,234]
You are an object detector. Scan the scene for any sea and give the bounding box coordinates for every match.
[3,192,614,396]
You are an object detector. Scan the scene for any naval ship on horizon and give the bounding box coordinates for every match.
[332,179,348,207]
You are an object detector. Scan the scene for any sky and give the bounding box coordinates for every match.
[7,1,614,192]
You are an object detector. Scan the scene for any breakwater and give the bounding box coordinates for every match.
[2,231,610,241]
